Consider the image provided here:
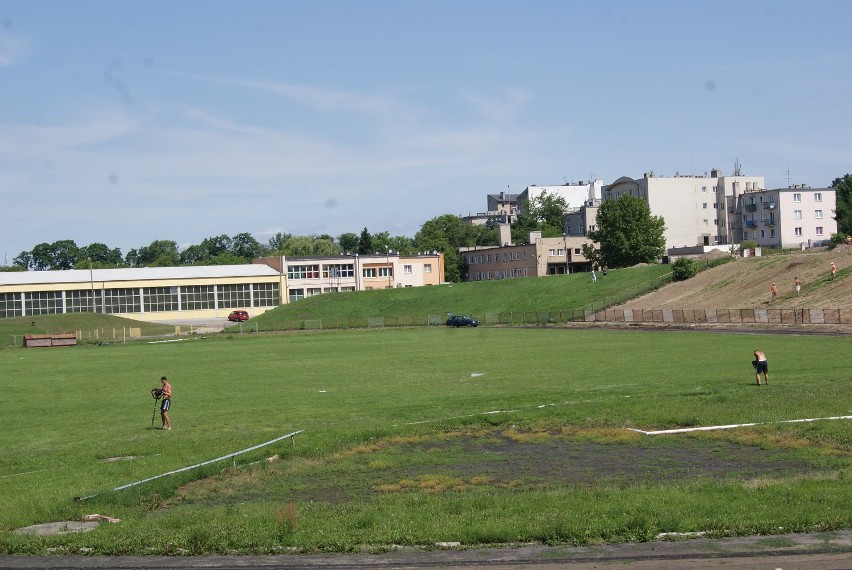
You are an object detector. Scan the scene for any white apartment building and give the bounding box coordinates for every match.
[602,169,765,250]
[739,186,836,248]
[518,180,604,214]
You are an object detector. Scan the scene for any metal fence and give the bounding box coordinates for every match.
[580,307,852,325]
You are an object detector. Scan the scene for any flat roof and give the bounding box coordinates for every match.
[0,264,281,286]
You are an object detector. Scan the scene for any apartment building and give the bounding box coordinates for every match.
[463,191,520,225]
[518,180,604,214]
[462,233,592,281]
[739,186,836,248]
[602,169,765,250]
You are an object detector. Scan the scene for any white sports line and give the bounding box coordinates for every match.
[629,415,852,435]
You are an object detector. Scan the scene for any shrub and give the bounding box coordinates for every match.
[671,257,699,281]
[740,239,758,252]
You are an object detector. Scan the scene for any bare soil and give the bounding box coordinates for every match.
[621,246,852,310]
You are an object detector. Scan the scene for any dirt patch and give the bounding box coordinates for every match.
[620,248,852,311]
[222,434,819,506]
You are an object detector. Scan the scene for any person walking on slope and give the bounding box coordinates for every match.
[770,282,777,302]
[795,276,801,296]
[753,350,769,386]
[831,261,837,279]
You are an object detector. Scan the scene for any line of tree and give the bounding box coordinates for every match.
[5,190,575,282]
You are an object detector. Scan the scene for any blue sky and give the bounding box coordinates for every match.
[1,0,850,262]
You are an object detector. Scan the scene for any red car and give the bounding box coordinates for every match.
[228,310,249,322]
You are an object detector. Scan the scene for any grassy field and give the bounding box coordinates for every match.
[251,264,675,329]
[1,314,177,348]
[1,325,850,554]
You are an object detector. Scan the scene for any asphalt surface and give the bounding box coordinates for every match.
[2,530,852,569]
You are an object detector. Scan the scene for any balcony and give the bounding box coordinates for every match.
[745,220,757,228]
[763,202,776,210]
[744,204,757,212]
[764,219,776,226]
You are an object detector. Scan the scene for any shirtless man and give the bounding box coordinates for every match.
[770,282,777,302]
[831,261,837,279]
[795,276,801,296]
[753,350,768,386]
[159,376,172,430]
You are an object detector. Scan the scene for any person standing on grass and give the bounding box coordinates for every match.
[831,261,837,279]
[770,282,777,302]
[159,376,172,430]
[753,350,768,386]
[795,276,801,296]
[591,267,597,283]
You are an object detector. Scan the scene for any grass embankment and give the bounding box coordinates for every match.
[253,264,674,329]
[1,326,850,554]
[1,314,176,348]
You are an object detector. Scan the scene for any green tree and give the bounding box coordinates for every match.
[357,228,373,255]
[27,240,81,270]
[586,195,666,268]
[338,232,359,254]
[415,214,494,282]
[511,190,568,244]
[831,174,852,236]
[231,232,266,261]
[78,243,123,267]
[267,232,292,253]
[126,240,179,267]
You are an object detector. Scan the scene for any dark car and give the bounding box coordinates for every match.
[228,310,249,322]
[446,315,479,327]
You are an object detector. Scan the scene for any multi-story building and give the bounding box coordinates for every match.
[462,232,592,280]
[602,169,765,250]
[462,191,520,225]
[0,253,445,321]
[255,252,444,302]
[738,185,836,248]
[563,199,601,237]
[518,180,604,214]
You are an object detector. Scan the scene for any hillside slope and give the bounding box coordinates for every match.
[621,245,852,310]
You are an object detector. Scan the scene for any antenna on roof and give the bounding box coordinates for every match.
[733,158,742,176]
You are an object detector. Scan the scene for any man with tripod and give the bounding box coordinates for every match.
[159,376,172,430]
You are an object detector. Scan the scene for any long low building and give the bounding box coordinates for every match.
[0,252,446,322]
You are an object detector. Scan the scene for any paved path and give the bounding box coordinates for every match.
[3,530,852,569]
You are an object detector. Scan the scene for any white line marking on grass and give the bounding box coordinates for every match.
[76,430,303,500]
[629,415,852,435]
[147,339,186,344]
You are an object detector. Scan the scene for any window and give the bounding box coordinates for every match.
[701,186,707,193]
[794,210,802,220]
[816,227,823,236]
[340,286,356,292]
[378,267,393,278]
[217,284,251,308]
[363,268,377,278]
[424,264,432,273]
[0,292,23,318]
[181,285,215,310]
[253,282,280,307]
[703,203,708,209]
[815,210,823,219]
[323,264,354,278]
[794,227,803,236]
[306,288,322,297]
[143,287,179,312]
[287,264,320,279]
[103,288,140,314]
[760,230,765,238]
[574,248,581,254]
[814,193,822,202]
[323,287,338,293]
[288,288,304,302]
[25,291,63,315]
[67,290,99,313]
[403,264,413,274]
[770,229,775,237]
[793,193,801,202]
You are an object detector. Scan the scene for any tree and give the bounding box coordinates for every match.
[511,190,568,244]
[126,240,179,267]
[231,232,266,261]
[79,243,123,267]
[415,214,496,282]
[586,195,666,268]
[357,228,373,255]
[267,232,292,253]
[671,257,699,281]
[831,174,852,236]
[338,232,359,254]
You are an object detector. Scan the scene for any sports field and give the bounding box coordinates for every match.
[1,326,851,554]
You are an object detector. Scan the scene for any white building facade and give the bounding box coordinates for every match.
[739,186,836,248]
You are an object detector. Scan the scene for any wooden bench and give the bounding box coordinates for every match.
[24,333,77,348]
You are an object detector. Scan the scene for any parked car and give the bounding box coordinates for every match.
[446,315,479,327]
[228,310,249,322]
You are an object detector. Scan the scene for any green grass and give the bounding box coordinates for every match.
[1,314,176,348]
[1,326,850,554]
[254,264,673,329]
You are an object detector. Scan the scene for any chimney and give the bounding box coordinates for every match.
[498,223,512,247]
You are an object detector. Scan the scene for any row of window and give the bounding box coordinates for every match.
[744,227,825,240]
[467,251,529,265]
[286,263,430,280]
[288,286,356,302]
[471,268,528,280]
[0,283,280,318]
